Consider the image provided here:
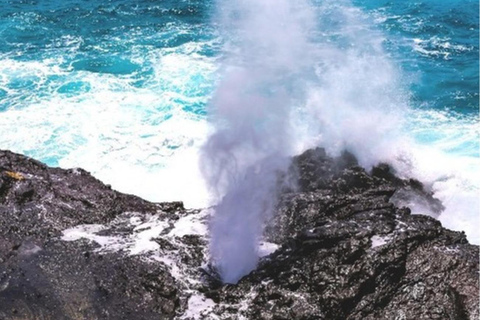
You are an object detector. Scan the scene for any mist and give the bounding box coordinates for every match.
[202,0,409,283]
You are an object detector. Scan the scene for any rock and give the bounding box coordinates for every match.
[0,240,179,319]
[204,150,479,319]
[0,150,180,319]
[0,149,478,319]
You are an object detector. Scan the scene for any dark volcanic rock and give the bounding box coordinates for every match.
[0,148,478,320]
[0,150,161,246]
[0,150,182,319]
[0,240,179,319]
[206,148,479,320]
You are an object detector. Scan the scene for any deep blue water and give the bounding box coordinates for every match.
[0,0,478,240]
[356,0,479,114]
[1,0,477,115]
[0,0,217,112]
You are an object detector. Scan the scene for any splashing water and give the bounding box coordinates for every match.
[202,0,478,283]
[202,0,409,283]
[201,0,316,283]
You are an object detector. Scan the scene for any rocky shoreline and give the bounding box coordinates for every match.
[0,148,478,319]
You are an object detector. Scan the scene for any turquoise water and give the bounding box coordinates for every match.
[0,0,477,133]
[0,0,478,241]
[355,0,479,158]
[360,0,478,113]
[0,0,477,147]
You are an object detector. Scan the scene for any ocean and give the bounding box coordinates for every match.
[0,0,478,243]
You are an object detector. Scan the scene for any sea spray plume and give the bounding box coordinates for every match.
[294,1,408,168]
[202,0,409,283]
[201,0,316,283]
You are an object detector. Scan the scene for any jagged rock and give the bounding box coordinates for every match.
[203,149,479,319]
[0,150,180,319]
[0,148,478,319]
[0,150,162,244]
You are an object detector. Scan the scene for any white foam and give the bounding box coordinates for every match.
[381,108,480,244]
[258,241,279,257]
[168,209,210,238]
[151,255,184,281]
[0,42,218,209]
[61,214,170,255]
[370,235,390,248]
[130,217,170,255]
[411,36,472,59]
[393,144,479,244]
[62,224,124,250]
[181,294,217,320]
[61,211,211,287]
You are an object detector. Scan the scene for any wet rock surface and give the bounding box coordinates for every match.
[0,148,478,319]
[0,150,182,319]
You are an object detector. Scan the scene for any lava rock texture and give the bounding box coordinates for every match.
[0,148,478,319]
